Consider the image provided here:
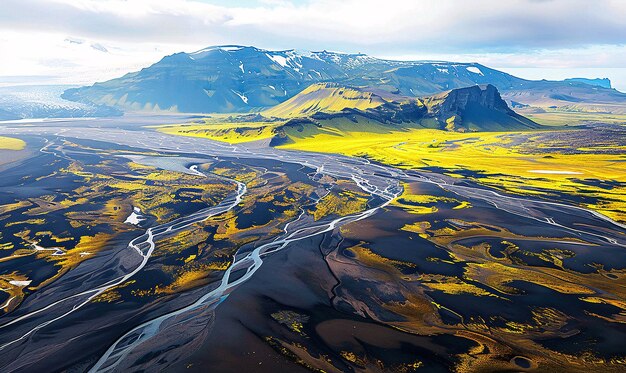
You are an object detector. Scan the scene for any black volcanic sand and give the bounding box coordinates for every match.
[161,181,626,372]
[0,138,185,296]
[0,144,357,371]
[1,126,626,372]
[0,139,235,369]
[169,234,470,373]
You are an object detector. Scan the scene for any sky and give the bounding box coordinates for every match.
[1,0,626,90]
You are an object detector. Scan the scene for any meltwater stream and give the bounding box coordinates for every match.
[0,158,247,357]
[90,171,400,372]
[0,123,625,372]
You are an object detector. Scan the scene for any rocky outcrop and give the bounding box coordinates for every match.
[423,85,539,131]
[426,85,506,118]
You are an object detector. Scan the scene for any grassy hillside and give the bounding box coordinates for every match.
[263,83,389,118]
[156,84,540,144]
[153,81,626,224]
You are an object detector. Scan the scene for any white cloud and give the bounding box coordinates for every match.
[0,31,186,86]
[2,0,626,50]
[1,0,625,86]
[384,45,626,69]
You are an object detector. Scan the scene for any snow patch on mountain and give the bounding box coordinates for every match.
[266,51,304,73]
[308,51,377,69]
[267,53,288,67]
[232,90,249,104]
[466,66,484,76]
[190,45,244,59]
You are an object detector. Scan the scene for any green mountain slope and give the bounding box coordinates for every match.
[272,83,536,128]
[263,83,398,118]
[156,84,539,146]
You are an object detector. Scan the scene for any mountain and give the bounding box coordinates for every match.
[502,79,626,113]
[159,83,538,146]
[564,78,611,89]
[265,84,538,145]
[62,45,626,114]
[63,46,347,113]
[272,83,537,130]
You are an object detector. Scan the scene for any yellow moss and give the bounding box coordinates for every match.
[184,254,197,263]
[91,290,121,303]
[465,262,596,295]
[347,243,416,271]
[157,261,231,295]
[0,271,31,312]
[426,281,493,296]
[5,218,45,227]
[401,221,431,239]
[167,270,206,290]
[108,181,146,191]
[453,200,472,209]
[580,296,626,311]
[205,261,231,270]
[0,136,26,150]
[392,183,469,216]
[0,200,32,215]
[0,242,15,250]
[311,190,368,220]
[50,232,111,270]
[279,128,626,223]
[156,121,281,144]
[340,351,365,367]
[271,310,309,334]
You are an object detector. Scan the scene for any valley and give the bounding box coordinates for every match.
[153,82,626,226]
[4,0,626,370]
[0,118,624,372]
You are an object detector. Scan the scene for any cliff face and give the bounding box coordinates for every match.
[420,84,538,131]
[429,84,509,119]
